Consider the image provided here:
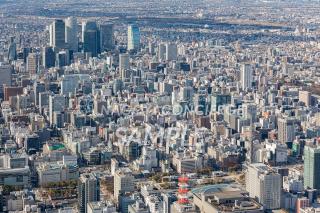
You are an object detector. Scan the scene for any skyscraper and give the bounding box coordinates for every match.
[127,24,140,52]
[82,21,97,42]
[49,94,67,125]
[0,63,12,97]
[100,24,114,51]
[278,117,295,144]
[119,53,130,82]
[42,46,55,69]
[50,19,66,49]
[78,173,100,213]
[113,79,124,94]
[26,53,39,75]
[242,103,257,125]
[56,50,70,67]
[84,30,99,57]
[246,163,281,210]
[119,53,130,72]
[34,82,46,106]
[158,43,166,62]
[241,64,253,90]
[7,37,17,61]
[82,21,100,57]
[65,17,78,52]
[165,43,178,61]
[304,146,320,190]
[114,168,134,201]
[22,48,30,63]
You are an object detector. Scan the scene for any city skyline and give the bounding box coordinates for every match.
[0,0,320,213]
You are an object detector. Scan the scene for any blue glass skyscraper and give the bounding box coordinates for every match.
[82,21,100,57]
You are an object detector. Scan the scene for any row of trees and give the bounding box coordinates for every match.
[42,180,78,189]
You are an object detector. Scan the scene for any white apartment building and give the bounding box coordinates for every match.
[246,163,281,210]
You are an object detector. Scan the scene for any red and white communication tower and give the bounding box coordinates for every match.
[178,175,190,204]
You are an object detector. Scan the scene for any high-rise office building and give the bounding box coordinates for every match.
[241,64,253,90]
[34,82,46,106]
[114,169,134,201]
[246,163,281,210]
[43,46,55,69]
[278,117,295,144]
[7,37,17,61]
[299,90,312,107]
[49,94,66,125]
[148,41,155,55]
[119,53,130,80]
[165,43,178,61]
[82,21,100,57]
[56,50,70,67]
[180,86,194,102]
[22,48,30,63]
[119,53,130,72]
[84,30,99,57]
[82,21,97,42]
[127,25,140,51]
[158,43,166,62]
[242,103,257,124]
[210,93,231,112]
[194,93,207,115]
[60,75,79,95]
[39,91,51,111]
[100,24,114,51]
[26,53,39,75]
[50,19,66,49]
[304,146,320,190]
[65,17,78,52]
[0,63,12,97]
[113,79,124,94]
[78,173,100,213]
